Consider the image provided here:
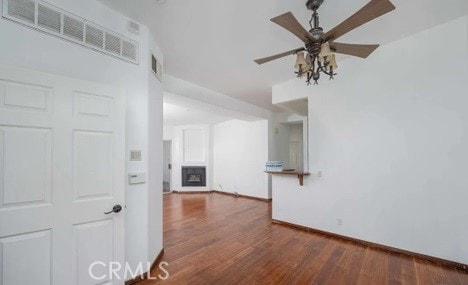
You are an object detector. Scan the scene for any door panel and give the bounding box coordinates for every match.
[1,126,51,206]
[73,220,114,285]
[0,80,53,112]
[0,230,52,285]
[74,92,113,119]
[73,131,113,200]
[0,65,125,285]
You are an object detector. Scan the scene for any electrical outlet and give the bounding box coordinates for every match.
[337,218,343,226]
[317,171,323,178]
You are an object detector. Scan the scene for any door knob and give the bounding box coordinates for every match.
[105,205,123,215]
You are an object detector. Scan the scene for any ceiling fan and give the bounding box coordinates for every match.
[254,0,396,85]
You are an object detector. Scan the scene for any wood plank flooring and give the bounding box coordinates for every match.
[139,193,468,284]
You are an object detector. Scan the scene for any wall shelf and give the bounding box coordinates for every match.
[265,171,311,186]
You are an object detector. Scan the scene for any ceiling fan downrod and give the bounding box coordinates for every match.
[309,8,323,40]
[302,1,335,85]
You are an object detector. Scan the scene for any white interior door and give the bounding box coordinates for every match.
[0,65,125,285]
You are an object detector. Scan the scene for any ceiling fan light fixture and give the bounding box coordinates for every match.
[294,51,308,70]
[253,0,396,85]
[327,54,338,72]
[320,42,332,57]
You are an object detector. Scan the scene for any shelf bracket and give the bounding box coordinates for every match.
[298,174,305,186]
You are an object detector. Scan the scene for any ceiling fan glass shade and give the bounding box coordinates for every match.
[320,42,332,57]
[327,54,338,71]
[318,54,329,63]
[294,52,309,70]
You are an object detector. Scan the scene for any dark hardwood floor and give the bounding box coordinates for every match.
[139,193,468,284]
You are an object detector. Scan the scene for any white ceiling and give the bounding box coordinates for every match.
[163,102,232,126]
[98,0,468,110]
[163,91,262,126]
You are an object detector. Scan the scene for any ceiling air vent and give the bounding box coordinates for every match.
[2,0,139,64]
[151,54,163,82]
[38,3,61,33]
[128,20,140,35]
[63,15,84,42]
[122,40,137,62]
[7,0,35,24]
[105,32,121,55]
[85,24,104,49]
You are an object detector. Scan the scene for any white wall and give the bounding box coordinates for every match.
[271,16,468,264]
[0,0,164,270]
[147,34,164,264]
[163,125,174,141]
[213,119,270,199]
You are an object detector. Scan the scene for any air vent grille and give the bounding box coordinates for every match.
[151,54,163,82]
[122,40,137,61]
[3,0,139,64]
[38,4,61,33]
[85,24,104,48]
[128,20,140,35]
[7,0,35,24]
[105,32,121,55]
[63,15,84,41]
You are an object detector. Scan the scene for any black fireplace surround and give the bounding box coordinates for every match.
[182,166,206,187]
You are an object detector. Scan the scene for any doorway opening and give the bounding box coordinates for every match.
[163,140,172,193]
[288,122,304,172]
[275,119,308,173]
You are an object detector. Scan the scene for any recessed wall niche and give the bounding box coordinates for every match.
[183,129,205,162]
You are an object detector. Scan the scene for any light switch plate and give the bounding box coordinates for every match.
[129,173,146,184]
[130,150,142,161]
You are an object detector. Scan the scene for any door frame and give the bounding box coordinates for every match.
[163,140,173,193]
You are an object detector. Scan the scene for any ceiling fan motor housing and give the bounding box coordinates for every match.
[310,27,324,40]
[306,0,324,10]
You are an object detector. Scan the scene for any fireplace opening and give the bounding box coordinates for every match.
[182,166,206,187]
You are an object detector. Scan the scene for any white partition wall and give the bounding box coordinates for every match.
[213,119,270,199]
[271,16,468,265]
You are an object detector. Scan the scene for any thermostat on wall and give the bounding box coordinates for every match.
[129,173,146,184]
[130,150,142,161]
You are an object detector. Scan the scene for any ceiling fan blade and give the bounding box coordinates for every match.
[330,42,380,58]
[254,47,305,65]
[271,12,317,43]
[324,0,395,42]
